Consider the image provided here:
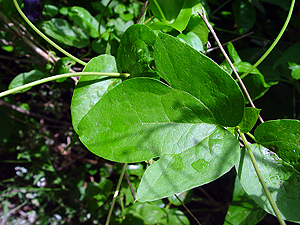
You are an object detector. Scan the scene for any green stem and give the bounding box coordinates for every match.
[0,72,129,98]
[238,130,286,225]
[240,0,295,79]
[105,163,127,225]
[98,0,113,36]
[152,0,166,21]
[13,0,87,66]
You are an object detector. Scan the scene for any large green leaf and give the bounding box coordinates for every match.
[154,32,245,127]
[71,55,121,133]
[148,0,199,32]
[77,77,240,201]
[78,77,219,162]
[254,119,300,172]
[224,176,266,225]
[236,144,300,223]
[136,125,240,201]
[41,18,89,48]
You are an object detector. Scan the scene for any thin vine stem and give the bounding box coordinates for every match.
[0,72,130,98]
[105,163,127,225]
[240,0,296,79]
[237,130,286,225]
[13,0,87,66]
[198,8,264,123]
[174,194,202,225]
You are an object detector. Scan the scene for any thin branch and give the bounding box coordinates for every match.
[174,194,202,225]
[124,171,136,201]
[105,163,127,225]
[206,31,254,53]
[136,0,148,24]
[198,9,264,123]
[0,99,70,125]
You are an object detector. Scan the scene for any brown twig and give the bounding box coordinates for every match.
[0,99,70,125]
[198,9,264,123]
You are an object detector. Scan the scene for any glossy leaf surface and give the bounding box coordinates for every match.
[117,24,157,77]
[68,6,99,38]
[136,127,240,201]
[78,77,219,162]
[154,32,245,127]
[236,144,300,222]
[41,18,89,48]
[9,70,44,93]
[148,0,198,32]
[254,119,300,171]
[71,55,120,133]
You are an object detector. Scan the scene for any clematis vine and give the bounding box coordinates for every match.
[23,0,41,21]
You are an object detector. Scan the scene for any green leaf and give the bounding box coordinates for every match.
[136,126,240,201]
[41,18,89,48]
[274,43,300,68]
[177,32,203,52]
[123,202,168,224]
[85,179,112,212]
[154,32,245,127]
[9,70,44,93]
[227,42,242,63]
[167,209,190,225]
[226,42,278,101]
[236,144,300,223]
[78,77,219,163]
[224,176,266,225]
[232,0,256,34]
[254,119,300,172]
[168,190,192,206]
[185,15,209,47]
[238,107,261,133]
[43,5,59,17]
[71,55,121,133]
[68,6,100,38]
[117,24,157,77]
[149,0,199,32]
[52,57,76,82]
[289,63,300,80]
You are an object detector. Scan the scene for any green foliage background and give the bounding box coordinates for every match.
[0,0,299,224]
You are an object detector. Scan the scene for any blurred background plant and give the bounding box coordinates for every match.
[0,0,299,224]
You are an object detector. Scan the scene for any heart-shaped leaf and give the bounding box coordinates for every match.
[78,77,218,163]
